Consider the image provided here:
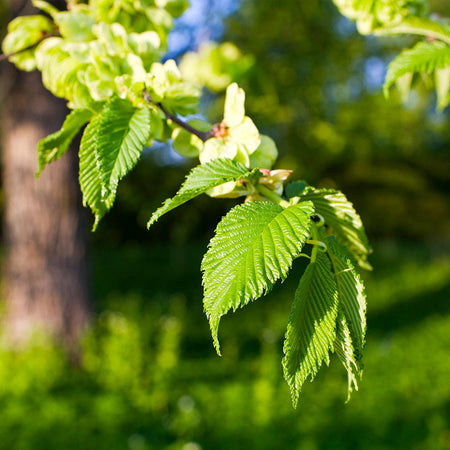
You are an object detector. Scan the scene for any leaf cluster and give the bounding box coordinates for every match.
[332,0,450,109]
[149,160,370,405]
[1,0,374,406]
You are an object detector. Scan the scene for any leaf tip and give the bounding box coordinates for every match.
[147,217,155,230]
[208,314,222,356]
[92,215,101,232]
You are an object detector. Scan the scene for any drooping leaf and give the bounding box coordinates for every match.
[326,236,367,361]
[298,188,371,270]
[96,98,151,203]
[147,158,261,227]
[78,99,152,228]
[435,66,450,111]
[79,112,108,229]
[202,200,314,353]
[282,251,339,408]
[37,108,93,176]
[334,311,360,402]
[325,235,366,401]
[384,40,450,105]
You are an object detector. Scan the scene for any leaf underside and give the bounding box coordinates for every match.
[384,40,450,110]
[299,188,372,270]
[326,236,366,400]
[282,251,339,408]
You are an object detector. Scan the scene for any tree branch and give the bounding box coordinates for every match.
[143,90,213,142]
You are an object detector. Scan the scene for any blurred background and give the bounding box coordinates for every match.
[0,0,449,449]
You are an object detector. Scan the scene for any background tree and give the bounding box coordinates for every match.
[0,0,90,347]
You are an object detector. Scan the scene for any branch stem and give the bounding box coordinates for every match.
[375,16,450,46]
[310,224,320,263]
[143,90,212,142]
[256,184,290,208]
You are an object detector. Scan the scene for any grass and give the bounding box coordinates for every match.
[0,239,449,450]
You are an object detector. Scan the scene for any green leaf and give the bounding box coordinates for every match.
[282,251,339,408]
[54,9,96,42]
[375,16,450,46]
[224,82,245,127]
[96,98,151,204]
[435,66,450,111]
[285,181,308,198]
[326,236,366,399]
[1,15,55,71]
[326,237,366,359]
[249,135,278,169]
[298,188,371,270]
[202,200,314,353]
[79,112,108,229]
[37,109,93,176]
[79,99,151,228]
[147,158,260,228]
[334,311,360,402]
[171,126,203,157]
[384,41,450,99]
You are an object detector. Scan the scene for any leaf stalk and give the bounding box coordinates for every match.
[256,184,290,207]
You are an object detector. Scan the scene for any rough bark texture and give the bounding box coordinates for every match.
[1,67,91,348]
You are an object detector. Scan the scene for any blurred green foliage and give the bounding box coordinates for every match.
[0,242,448,450]
[95,0,449,246]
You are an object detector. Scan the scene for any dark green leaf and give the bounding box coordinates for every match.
[282,251,339,407]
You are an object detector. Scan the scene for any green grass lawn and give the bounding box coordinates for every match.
[0,240,449,450]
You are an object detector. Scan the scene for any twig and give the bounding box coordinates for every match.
[143,90,213,142]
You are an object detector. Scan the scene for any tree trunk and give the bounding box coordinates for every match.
[1,67,91,349]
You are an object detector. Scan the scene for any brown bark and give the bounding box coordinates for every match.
[1,68,91,348]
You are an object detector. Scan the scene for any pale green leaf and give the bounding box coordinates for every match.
[148,158,260,228]
[384,41,450,98]
[282,251,339,408]
[172,127,204,157]
[298,188,371,270]
[249,135,278,169]
[435,66,450,110]
[231,116,260,154]
[202,201,314,353]
[1,15,55,71]
[224,82,245,127]
[96,99,151,203]
[54,9,96,42]
[199,138,238,164]
[395,72,413,102]
[37,109,93,176]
